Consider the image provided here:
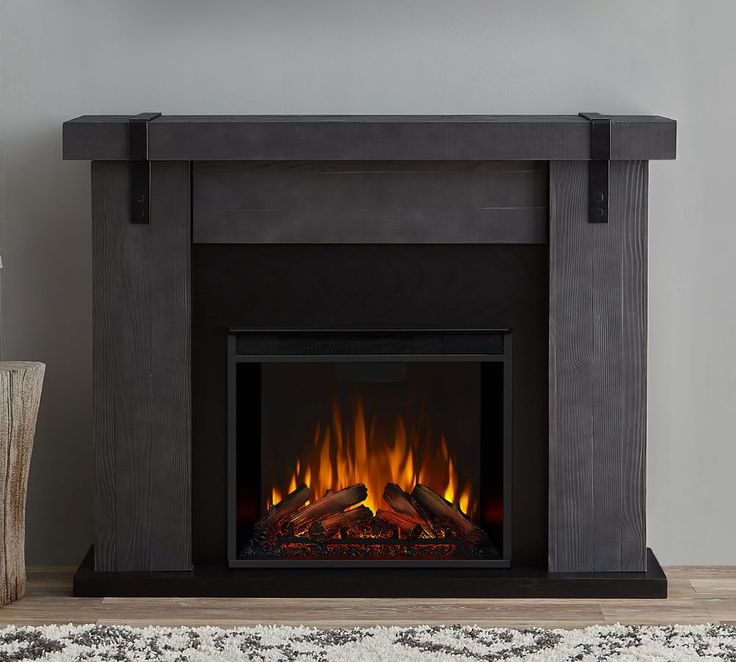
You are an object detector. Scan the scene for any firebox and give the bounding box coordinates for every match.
[227,330,511,567]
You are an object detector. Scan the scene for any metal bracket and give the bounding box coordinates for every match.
[128,112,161,224]
[579,112,611,223]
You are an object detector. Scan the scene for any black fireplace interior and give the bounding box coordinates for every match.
[192,244,548,570]
[228,332,510,566]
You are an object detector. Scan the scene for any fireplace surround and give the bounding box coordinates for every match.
[63,114,676,597]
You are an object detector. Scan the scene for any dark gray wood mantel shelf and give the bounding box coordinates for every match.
[63,114,676,587]
[63,114,676,161]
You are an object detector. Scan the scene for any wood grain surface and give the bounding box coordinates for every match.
[0,363,45,606]
[62,115,677,162]
[0,566,733,627]
[549,161,594,573]
[91,161,191,572]
[193,160,548,244]
[548,161,648,572]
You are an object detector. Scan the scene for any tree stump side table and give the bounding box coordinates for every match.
[0,362,45,606]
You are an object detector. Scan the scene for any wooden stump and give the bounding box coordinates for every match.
[0,362,45,607]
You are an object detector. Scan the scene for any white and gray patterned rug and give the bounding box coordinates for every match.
[1,623,735,661]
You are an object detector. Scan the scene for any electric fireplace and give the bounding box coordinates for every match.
[63,113,676,597]
[228,330,510,567]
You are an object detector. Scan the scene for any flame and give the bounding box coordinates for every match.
[269,396,477,518]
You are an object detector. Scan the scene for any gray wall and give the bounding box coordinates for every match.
[0,0,732,565]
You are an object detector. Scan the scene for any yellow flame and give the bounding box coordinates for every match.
[269,485,281,510]
[271,396,476,518]
[458,484,472,515]
[443,455,456,504]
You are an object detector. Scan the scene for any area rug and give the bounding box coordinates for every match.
[1,623,735,661]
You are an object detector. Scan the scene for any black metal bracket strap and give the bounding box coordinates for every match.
[579,112,611,223]
[128,112,161,224]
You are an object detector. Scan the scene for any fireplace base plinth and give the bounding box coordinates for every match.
[72,547,667,599]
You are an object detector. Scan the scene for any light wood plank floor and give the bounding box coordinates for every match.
[0,566,735,628]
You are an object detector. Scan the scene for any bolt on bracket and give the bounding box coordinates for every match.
[579,112,611,223]
[128,112,162,224]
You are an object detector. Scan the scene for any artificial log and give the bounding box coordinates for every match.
[412,483,488,545]
[259,484,311,534]
[383,482,435,536]
[0,362,45,607]
[309,505,373,537]
[288,483,368,532]
[375,509,423,538]
[368,516,395,537]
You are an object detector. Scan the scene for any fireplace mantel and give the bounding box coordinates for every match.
[63,114,676,597]
[63,114,676,161]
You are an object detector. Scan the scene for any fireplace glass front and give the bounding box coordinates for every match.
[228,330,510,567]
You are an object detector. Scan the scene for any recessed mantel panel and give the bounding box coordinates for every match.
[192,160,548,245]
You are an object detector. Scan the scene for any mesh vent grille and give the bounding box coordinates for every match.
[234,332,502,357]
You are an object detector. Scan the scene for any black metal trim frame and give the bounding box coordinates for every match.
[579,112,612,223]
[226,334,238,569]
[231,328,507,362]
[128,112,161,223]
[502,334,513,561]
[226,329,513,569]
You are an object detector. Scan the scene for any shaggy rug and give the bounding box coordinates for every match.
[1,623,735,661]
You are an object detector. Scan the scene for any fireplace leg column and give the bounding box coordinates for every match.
[91,160,192,572]
[549,160,648,573]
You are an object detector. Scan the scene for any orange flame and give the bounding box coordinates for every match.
[268,396,476,518]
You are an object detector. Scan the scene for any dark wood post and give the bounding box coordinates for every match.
[92,161,191,572]
[549,160,648,572]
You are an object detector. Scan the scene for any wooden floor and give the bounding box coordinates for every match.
[1,566,735,628]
